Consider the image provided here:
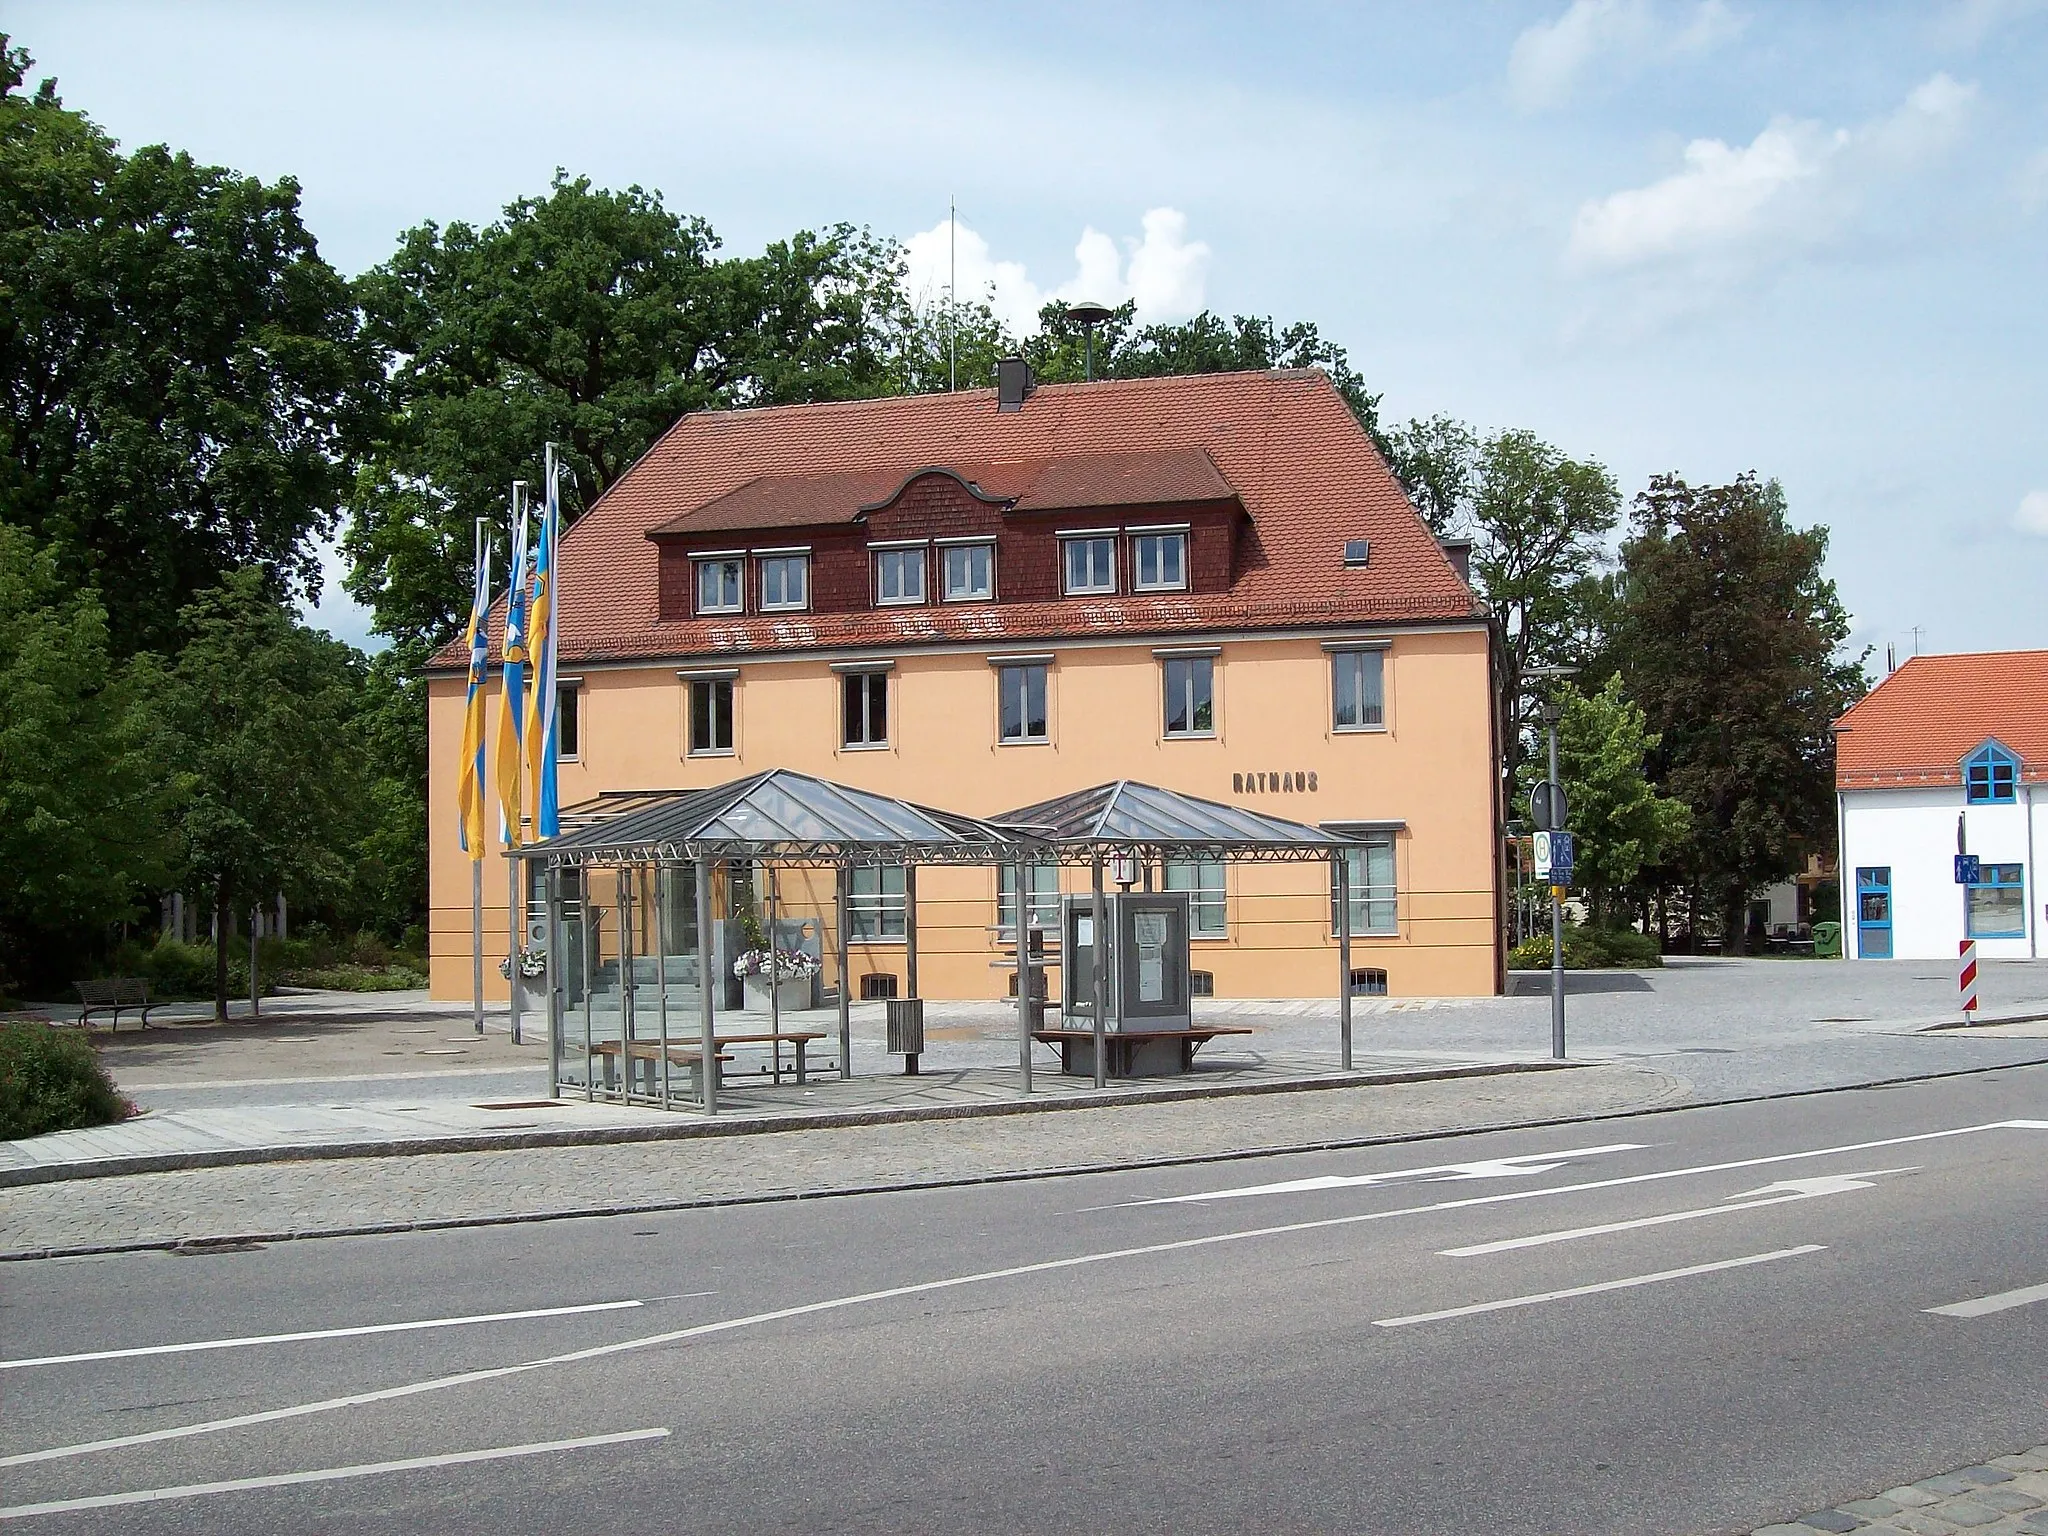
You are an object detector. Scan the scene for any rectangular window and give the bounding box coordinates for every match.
[1132,532,1187,592]
[1163,656,1214,737]
[1966,747,2018,804]
[689,678,733,755]
[1332,649,1386,730]
[1164,860,1226,937]
[998,664,1048,743]
[1967,863,2026,939]
[1062,536,1116,596]
[1331,836,1398,935]
[842,671,888,748]
[759,554,808,612]
[695,557,743,615]
[997,862,1061,935]
[849,866,907,942]
[873,548,927,605]
[556,683,580,760]
[942,542,994,601]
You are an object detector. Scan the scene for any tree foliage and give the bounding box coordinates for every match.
[0,38,377,656]
[347,175,909,650]
[1539,677,1691,924]
[147,571,371,1015]
[0,526,169,991]
[1617,473,1865,951]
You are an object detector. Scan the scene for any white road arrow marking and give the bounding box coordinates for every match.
[1440,1168,1917,1256]
[1117,1143,1648,1206]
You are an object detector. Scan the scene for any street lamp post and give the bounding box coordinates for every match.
[1543,697,1566,1061]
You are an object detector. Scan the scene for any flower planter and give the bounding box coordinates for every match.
[741,975,810,1014]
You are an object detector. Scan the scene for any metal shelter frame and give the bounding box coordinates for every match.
[512,769,1035,1114]
[512,772,1370,1114]
[992,780,1368,1084]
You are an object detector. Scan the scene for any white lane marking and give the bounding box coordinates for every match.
[9,1119,2042,1470]
[1374,1246,1827,1328]
[1926,1280,2048,1318]
[1115,1143,1649,1206]
[0,1299,672,1371]
[0,1427,669,1521]
[1438,1169,1917,1257]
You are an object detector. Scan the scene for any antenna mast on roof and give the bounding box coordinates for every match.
[1910,625,1925,657]
[948,196,956,393]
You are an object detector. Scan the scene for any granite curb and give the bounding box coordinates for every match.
[0,1059,1576,1189]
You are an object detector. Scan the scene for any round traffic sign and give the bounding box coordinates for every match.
[1529,780,1568,832]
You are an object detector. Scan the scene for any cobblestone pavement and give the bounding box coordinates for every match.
[1753,1446,2048,1536]
[0,1060,1683,1256]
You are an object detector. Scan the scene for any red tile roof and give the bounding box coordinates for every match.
[433,369,1480,670]
[1833,650,2048,789]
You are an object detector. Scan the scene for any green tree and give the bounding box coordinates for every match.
[149,571,370,1016]
[1022,301,1386,447]
[1617,473,1865,954]
[0,39,377,656]
[1382,414,1479,537]
[347,175,907,650]
[1537,677,1691,925]
[0,527,169,991]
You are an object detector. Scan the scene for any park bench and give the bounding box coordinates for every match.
[708,1030,828,1085]
[589,1030,828,1099]
[1031,1025,1253,1079]
[74,977,157,1030]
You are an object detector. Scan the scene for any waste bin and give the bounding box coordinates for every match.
[885,997,925,1074]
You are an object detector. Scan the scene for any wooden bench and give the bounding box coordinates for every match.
[1031,1026,1254,1079]
[589,1040,731,1100]
[75,977,156,1030]
[707,1031,829,1085]
[589,1029,828,1098]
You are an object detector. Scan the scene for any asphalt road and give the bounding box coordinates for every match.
[3,1066,2044,1534]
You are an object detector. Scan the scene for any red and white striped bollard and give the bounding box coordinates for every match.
[1958,938,1979,1018]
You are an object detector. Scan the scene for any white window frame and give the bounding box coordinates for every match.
[757,552,809,613]
[688,676,735,757]
[997,862,1061,937]
[842,670,889,749]
[1332,835,1398,937]
[1164,859,1227,938]
[873,547,928,606]
[1162,655,1215,739]
[1131,531,1188,593]
[941,540,995,602]
[849,866,908,943]
[1061,535,1117,596]
[998,663,1049,745]
[1331,647,1387,732]
[695,555,745,616]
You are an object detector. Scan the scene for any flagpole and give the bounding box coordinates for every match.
[472,516,490,1038]
[506,481,527,1047]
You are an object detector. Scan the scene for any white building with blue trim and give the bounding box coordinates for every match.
[1833,651,2046,962]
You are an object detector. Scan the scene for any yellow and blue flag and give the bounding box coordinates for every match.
[456,531,491,860]
[524,446,563,839]
[493,485,530,847]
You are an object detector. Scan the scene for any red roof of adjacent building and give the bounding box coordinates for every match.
[1833,650,2048,789]
[432,369,1480,670]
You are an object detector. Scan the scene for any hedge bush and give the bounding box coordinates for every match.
[0,1022,133,1138]
[1509,924,1664,970]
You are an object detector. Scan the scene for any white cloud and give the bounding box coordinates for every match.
[1567,72,1976,271]
[902,208,1210,334]
[1508,0,1741,111]
[2016,490,2048,535]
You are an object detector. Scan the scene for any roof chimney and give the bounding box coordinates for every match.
[1437,536,1473,584]
[996,356,1034,413]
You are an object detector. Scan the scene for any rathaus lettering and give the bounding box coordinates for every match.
[1234,771,1318,794]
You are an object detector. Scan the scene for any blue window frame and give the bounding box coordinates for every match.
[1964,741,2019,804]
[1855,867,1892,959]
[1967,863,2026,939]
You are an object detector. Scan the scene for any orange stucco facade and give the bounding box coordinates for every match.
[429,622,1502,1001]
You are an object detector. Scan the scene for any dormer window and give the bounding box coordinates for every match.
[941,541,994,602]
[1965,741,2019,804]
[695,555,744,615]
[873,545,927,606]
[1132,530,1188,592]
[758,552,809,612]
[1062,535,1116,596]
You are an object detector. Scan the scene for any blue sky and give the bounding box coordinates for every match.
[15,1,2047,661]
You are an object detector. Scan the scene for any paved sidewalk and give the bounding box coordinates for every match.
[1752,1445,2048,1536]
[0,1060,1686,1258]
